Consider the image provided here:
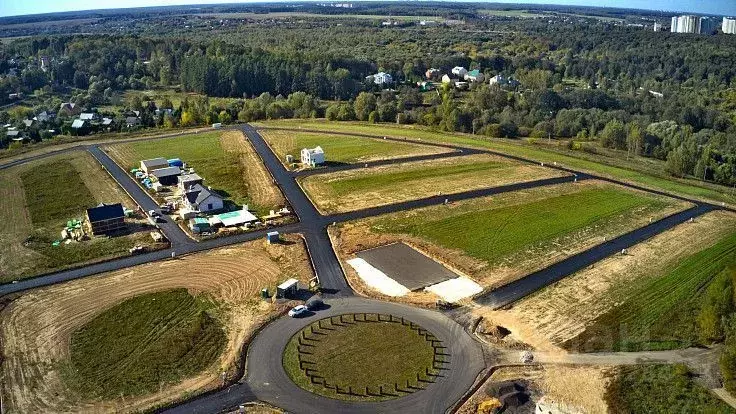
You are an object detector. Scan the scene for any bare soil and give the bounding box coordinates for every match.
[332,180,690,304]
[0,235,313,414]
[504,210,736,348]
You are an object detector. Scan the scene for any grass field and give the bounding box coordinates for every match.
[478,9,550,18]
[65,289,226,399]
[568,228,736,352]
[256,120,736,206]
[381,187,670,267]
[334,181,688,294]
[260,129,448,168]
[105,131,283,213]
[0,236,313,413]
[283,315,438,401]
[0,151,158,283]
[605,365,731,413]
[504,211,736,351]
[302,154,565,213]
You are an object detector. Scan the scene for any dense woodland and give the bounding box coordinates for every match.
[1,4,735,186]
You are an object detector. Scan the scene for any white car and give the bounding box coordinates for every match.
[288,305,308,318]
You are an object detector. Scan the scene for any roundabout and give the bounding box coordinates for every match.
[245,297,485,414]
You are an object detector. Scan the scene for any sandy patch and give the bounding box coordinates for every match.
[425,277,483,303]
[346,258,410,297]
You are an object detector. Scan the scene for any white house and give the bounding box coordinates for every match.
[301,146,325,167]
[451,66,468,78]
[368,72,393,85]
[441,74,453,84]
[182,184,224,214]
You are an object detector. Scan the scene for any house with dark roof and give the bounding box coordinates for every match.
[86,203,125,235]
[150,166,181,185]
[182,184,224,213]
[126,117,141,128]
[59,102,81,116]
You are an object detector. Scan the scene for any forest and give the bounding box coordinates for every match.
[1,5,735,186]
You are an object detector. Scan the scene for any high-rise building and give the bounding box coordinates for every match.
[653,22,662,32]
[670,15,717,34]
[724,17,736,34]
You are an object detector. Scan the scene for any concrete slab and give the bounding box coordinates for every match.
[355,242,459,291]
[425,277,483,302]
[346,258,410,297]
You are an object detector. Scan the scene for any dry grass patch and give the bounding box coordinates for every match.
[301,154,566,214]
[0,235,312,414]
[332,181,689,302]
[506,211,736,348]
[220,130,285,209]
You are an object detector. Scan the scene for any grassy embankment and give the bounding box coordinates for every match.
[260,129,447,168]
[376,187,671,267]
[283,315,438,401]
[64,289,226,399]
[568,231,736,352]
[256,120,736,206]
[605,364,732,413]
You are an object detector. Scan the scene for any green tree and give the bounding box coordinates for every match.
[599,119,627,150]
[354,92,377,121]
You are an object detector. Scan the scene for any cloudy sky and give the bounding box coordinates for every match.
[1,0,735,18]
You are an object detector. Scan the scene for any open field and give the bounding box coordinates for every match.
[301,154,566,214]
[606,365,731,413]
[0,151,158,283]
[502,211,736,352]
[66,289,226,399]
[104,130,284,213]
[0,235,313,413]
[197,12,445,21]
[255,120,736,207]
[333,180,689,301]
[478,9,551,18]
[283,315,439,401]
[260,129,449,168]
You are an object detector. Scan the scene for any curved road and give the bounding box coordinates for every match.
[1,123,734,413]
[164,297,485,414]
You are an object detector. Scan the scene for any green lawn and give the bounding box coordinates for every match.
[261,129,444,167]
[20,160,97,228]
[283,315,439,401]
[605,364,732,414]
[569,231,736,351]
[377,187,670,267]
[257,121,736,206]
[64,289,226,399]
[324,160,506,196]
[109,132,251,206]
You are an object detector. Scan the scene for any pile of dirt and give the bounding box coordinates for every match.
[484,379,534,413]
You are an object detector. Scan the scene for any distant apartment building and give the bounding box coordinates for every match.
[653,22,662,32]
[671,15,718,34]
[723,17,736,34]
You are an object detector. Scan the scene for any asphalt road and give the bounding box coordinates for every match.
[163,297,485,414]
[477,203,717,309]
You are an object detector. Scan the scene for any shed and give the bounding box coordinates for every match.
[267,231,280,244]
[86,203,125,235]
[150,166,182,185]
[277,278,298,298]
[71,119,86,129]
[140,158,169,173]
[189,217,211,234]
[167,158,184,167]
[211,209,258,227]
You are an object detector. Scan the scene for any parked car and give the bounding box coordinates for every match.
[288,305,308,318]
[148,209,161,218]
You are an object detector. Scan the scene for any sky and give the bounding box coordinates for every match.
[1,0,735,19]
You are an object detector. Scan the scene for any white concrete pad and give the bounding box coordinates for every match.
[425,277,483,302]
[347,258,410,297]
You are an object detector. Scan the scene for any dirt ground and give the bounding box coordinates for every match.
[457,365,610,414]
[301,154,567,214]
[0,151,140,281]
[493,210,736,349]
[331,180,690,304]
[220,130,286,210]
[0,235,313,414]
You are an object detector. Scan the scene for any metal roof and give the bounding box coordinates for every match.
[150,166,181,178]
[86,203,124,222]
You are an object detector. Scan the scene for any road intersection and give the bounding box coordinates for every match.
[1,123,733,413]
